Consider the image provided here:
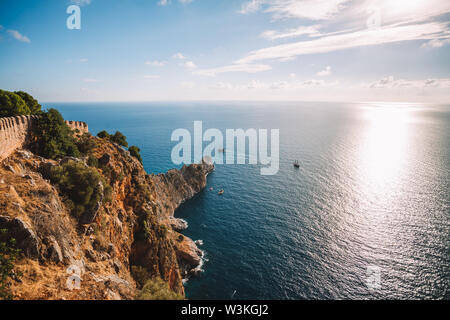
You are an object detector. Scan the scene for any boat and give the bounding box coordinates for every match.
[218,189,224,195]
[293,160,300,168]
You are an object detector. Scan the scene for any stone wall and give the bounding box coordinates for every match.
[0,115,88,162]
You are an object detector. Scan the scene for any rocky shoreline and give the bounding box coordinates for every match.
[0,135,213,299]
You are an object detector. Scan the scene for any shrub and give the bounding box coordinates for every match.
[136,277,184,300]
[97,130,110,139]
[129,146,143,164]
[110,131,128,147]
[0,229,21,300]
[0,89,31,117]
[76,133,97,156]
[34,109,80,160]
[49,160,107,219]
[87,155,99,167]
[14,91,42,114]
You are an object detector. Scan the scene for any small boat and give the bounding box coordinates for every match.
[293,160,300,168]
[209,187,213,191]
[218,189,224,195]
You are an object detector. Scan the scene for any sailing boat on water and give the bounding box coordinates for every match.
[293,160,300,168]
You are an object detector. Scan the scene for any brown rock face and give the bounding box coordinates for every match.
[0,134,213,299]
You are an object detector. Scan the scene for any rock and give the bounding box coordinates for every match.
[59,156,83,165]
[85,248,97,262]
[0,216,39,259]
[47,237,63,263]
[107,243,115,255]
[170,218,188,232]
[175,236,203,272]
[99,153,111,166]
[5,164,16,174]
[113,259,121,273]
[105,289,121,300]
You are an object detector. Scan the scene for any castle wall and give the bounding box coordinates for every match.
[0,115,88,162]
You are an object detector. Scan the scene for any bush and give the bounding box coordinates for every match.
[49,160,107,219]
[129,146,143,164]
[96,130,128,148]
[76,133,97,156]
[110,131,128,147]
[14,91,42,114]
[0,89,31,117]
[136,277,184,300]
[0,229,21,300]
[35,109,80,160]
[97,130,110,139]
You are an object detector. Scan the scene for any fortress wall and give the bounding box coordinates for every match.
[0,116,88,162]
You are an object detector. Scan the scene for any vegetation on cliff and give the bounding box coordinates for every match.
[49,160,112,221]
[136,277,184,300]
[97,130,143,164]
[34,108,80,159]
[0,229,21,300]
[0,89,42,117]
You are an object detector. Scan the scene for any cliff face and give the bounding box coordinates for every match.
[0,133,212,299]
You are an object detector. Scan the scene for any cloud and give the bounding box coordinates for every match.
[239,0,350,20]
[210,78,338,91]
[145,60,167,67]
[83,78,99,83]
[261,25,320,40]
[194,63,272,76]
[181,61,197,70]
[368,76,450,88]
[71,0,91,6]
[316,66,331,76]
[239,0,265,14]
[144,75,160,79]
[180,81,196,89]
[7,29,30,43]
[159,0,194,6]
[173,52,187,59]
[79,58,88,62]
[421,38,450,49]
[238,22,449,64]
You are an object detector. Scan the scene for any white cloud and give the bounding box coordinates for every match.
[238,22,449,64]
[7,29,30,43]
[83,78,99,83]
[181,61,198,70]
[173,52,187,59]
[194,63,272,76]
[145,60,167,67]
[261,25,320,40]
[79,58,88,62]
[180,81,196,89]
[368,76,450,89]
[71,0,91,6]
[421,38,450,49]
[158,0,170,6]
[143,75,160,79]
[239,0,350,20]
[316,66,331,76]
[239,0,265,14]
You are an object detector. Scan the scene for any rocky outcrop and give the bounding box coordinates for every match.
[0,132,213,299]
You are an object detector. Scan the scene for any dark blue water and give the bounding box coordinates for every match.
[47,101,450,299]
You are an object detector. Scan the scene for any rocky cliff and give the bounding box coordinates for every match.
[0,131,213,299]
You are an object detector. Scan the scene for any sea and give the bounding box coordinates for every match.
[47,101,450,300]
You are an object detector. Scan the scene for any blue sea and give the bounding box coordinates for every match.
[47,101,450,300]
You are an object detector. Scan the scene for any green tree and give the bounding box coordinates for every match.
[0,229,21,300]
[97,130,110,139]
[129,146,143,164]
[110,131,128,147]
[34,108,80,159]
[49,160,107,219]
[14,91,42,114]
[76,133,97,156]
[0,89,31,117]
[136,277,184,300]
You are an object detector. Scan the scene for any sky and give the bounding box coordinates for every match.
[0,0,449,103]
